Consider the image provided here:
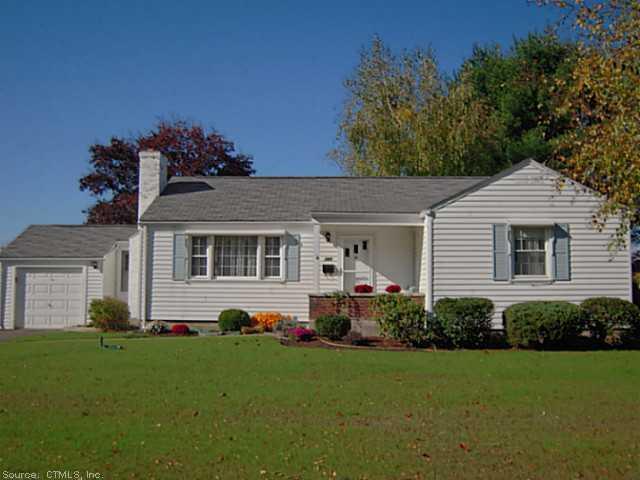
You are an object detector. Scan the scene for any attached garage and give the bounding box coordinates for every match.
[16,268,84,328]
[0,225,136,330]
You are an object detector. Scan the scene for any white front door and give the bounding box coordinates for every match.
[339,237,373,292]
[19,268,84,329]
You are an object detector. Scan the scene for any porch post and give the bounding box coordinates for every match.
[312,221,321,294]
[425,211,434,312]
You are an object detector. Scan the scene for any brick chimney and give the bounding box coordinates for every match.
[138,150,168,222]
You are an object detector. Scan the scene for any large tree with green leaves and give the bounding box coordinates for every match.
[331,36,505,177]
[461,32,578,166]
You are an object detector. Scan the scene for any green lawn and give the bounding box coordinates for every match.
[0,333,638,479]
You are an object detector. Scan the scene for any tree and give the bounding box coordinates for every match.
[331,36,504,177]
[539,0,640,243]
[79,120,254,224]
[461,32,578,166]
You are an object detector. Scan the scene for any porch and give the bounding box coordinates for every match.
[310,212,430,299]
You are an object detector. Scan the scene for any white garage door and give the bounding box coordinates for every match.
[20,268,84,328]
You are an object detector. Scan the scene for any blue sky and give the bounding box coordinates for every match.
[0,1,559,244]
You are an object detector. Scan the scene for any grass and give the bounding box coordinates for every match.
[0,333,639,479]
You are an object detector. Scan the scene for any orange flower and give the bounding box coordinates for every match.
[251,312,289,331]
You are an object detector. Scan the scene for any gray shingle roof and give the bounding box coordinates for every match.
[0,225,137,259]
[141,176,488,222]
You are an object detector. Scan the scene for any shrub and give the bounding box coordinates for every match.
[372,294,429,347]
[385,284,402,293]
[580,297,640,342]
[252,312,288,331]
[434,297,494,348]
[354,284,373,294]
[89,297,130,331]
[171,324,190,335]
[288,326,315,342]
[218,309,251,332]
[315,314,351,340]
[504,301,581,348]
[274,317,298,333]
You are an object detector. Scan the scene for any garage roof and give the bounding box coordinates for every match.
[0,225,137,259]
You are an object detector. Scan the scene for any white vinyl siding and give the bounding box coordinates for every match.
[432,162,631,327]
[86,266,103,313]
[128,230,141,320]
[147,224,317,322]
[1,264,15,329]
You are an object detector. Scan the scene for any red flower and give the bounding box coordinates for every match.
[385,284,401,293]
[171,324,190,335]
[354,284,373,294]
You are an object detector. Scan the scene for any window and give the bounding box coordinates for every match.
[264,236,281,278]
[513,227,547,276]
[190,236,208,277]
[214,236,258,277]
[120,251,129,292]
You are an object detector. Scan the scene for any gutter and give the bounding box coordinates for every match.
[423,210,434,312]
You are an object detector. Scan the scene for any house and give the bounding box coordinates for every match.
[0,150,632,330]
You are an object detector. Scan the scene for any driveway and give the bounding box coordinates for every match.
[0,329,55,342]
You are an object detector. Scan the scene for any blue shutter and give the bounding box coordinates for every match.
[173,234,187,281]
[493,224,510,281]
[285,233,300,282]
[553,223,571,281]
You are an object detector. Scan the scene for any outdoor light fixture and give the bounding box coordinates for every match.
[322,231,331,242]
[91,261,99,269]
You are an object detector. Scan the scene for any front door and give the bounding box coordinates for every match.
[340,237,373,292]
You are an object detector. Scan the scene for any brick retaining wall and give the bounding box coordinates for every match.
[309,294,425,321]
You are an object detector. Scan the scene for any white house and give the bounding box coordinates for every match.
[0,150,632,330]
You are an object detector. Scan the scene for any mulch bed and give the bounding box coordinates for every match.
[281,335,436,352]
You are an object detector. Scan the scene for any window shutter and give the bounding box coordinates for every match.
[173,234,188,281]
[285,233,301,282]
[493,224,510,281]
[553,223,571,281]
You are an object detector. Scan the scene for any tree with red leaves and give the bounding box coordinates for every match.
[79,120,254,224]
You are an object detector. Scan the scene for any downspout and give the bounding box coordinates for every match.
[425,210,434,312]
[312,221,321,294]
[139,225,146,330]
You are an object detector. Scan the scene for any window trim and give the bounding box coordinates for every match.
[511,225,553,280]
[119,250,129,293]
[189,235,210,279]
[184,233,285,282]
[263,236,283,279]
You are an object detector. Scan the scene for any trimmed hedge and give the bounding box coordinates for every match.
[504,301,581,348]
[580,297,640,342]
[89,297,130,331]
[315,314,351,340]
[218,309,251,332]
[433,297,494,348]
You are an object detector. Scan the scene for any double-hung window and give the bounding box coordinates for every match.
[214,236,258,278]
[190,236,209,277]
[513,227,547,276]
[263,236,281,278]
